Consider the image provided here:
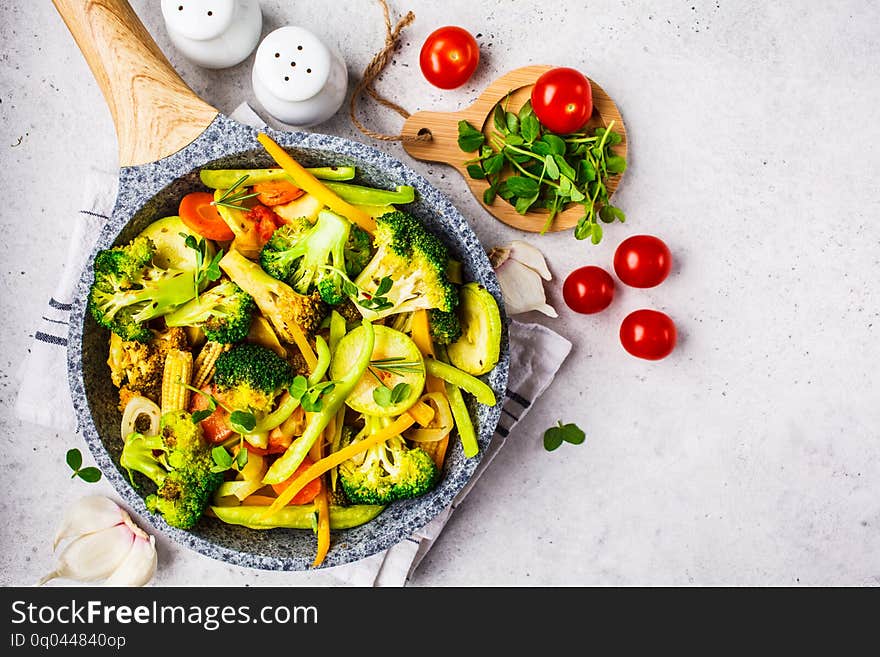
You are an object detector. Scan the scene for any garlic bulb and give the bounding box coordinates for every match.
[489,241,558,317]
[41,496,157,587]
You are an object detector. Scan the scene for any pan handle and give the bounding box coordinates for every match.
[52,0,219,167]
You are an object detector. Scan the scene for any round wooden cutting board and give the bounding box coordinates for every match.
[401,65,627,232]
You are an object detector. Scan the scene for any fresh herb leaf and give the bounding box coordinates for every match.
[543,421,586,452]
[466,164,486,180]
[605,155,628,174]
[544,154,560,181]
[520,113,540,143]
[506,111,520,135]
[390,382,412,404]
[77,468,102,483]
[375,276,393,297]
[493,104,507,133]
[191,408,214,423]
[229,410,256,434]
[235,448,249,470]
[483,153,504,176]
[483,186,497,205]
[515,193,539,215]
[211,445,234,473]
[505,176,540,197]
[66,448,82,471]
[541,134,566,155]
[289,375,308,401]
[373,385,393,407]
[457,120,485,152]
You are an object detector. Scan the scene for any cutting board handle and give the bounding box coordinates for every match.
[52,0,219,167]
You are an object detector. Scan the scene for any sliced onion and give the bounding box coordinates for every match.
[121,396,161,440]
[213,451,267,503]
[407,392,453,442]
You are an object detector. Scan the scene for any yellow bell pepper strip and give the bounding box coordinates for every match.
[424,358,496,407]
[200,166,356,188]
[406,399,436,427]
[412,310,452,466]
[289,322,318,372]
[260,413,417,518]
[212,503,385,530]
[308,335,331,386]
[262,321,375,485]
[309,436,331,567]
[257,133,376,234]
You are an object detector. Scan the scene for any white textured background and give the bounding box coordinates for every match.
[1,0,878,586]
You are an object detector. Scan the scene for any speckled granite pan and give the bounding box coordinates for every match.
[67,114,509,570]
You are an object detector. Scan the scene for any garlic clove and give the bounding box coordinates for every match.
[509,240,553,280]
[105,534,157,587]
[495,257,558,318]
[53,495,127,550]
[40,523,134,585]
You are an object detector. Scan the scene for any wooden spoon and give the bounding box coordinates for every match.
[401,65,627,233]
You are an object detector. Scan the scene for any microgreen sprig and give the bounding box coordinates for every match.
[327,266,396,313]
[543,421,586,452]
[65,448,102,483]
[458,97,627,244]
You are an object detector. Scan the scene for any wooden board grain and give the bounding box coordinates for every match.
[401,65,627,232]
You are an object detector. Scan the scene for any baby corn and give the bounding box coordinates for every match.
[161,349,193,414]
[192,341,229,389]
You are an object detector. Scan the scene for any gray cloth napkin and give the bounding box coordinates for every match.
[14,103,572,586]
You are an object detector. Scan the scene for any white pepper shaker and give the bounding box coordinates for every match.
[160,0,262,69]
[251,26,349,128]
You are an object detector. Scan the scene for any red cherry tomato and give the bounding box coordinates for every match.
[530,67,593,134]
[620,309,677,360]
[419,26,480,89]
[613,235,672,288]
[562,266,615,314]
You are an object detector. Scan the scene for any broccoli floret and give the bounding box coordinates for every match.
[213,342,294,412]
[120,411,222,529]
[345,224,373,278]
[338,415,439,505]
[220,248,326,342]
[353,211,458,320]
[389,308,462,345]
[108,327,189,406]
[164,280,255,343]
[259,210,357,305]
[427,308,462,345]
[89,236,203,342]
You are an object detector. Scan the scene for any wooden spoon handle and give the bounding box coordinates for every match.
[52,0,218,167]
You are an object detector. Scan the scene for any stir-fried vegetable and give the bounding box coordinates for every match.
[98,141,502,567]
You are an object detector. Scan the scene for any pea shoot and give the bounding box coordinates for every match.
[458,98,627,244]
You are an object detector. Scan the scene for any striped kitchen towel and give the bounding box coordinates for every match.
[14,103,572,586]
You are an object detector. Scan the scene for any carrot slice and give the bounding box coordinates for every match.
[253,180,305,206]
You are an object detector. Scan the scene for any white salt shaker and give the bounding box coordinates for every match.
[252,26,348,128]
[160,0,262,69]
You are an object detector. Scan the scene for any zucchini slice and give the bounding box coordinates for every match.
[330,325,425,416]
[447,282,502,376]
[138,215,215,271]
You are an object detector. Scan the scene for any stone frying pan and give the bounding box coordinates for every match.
[54,0,508,570]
